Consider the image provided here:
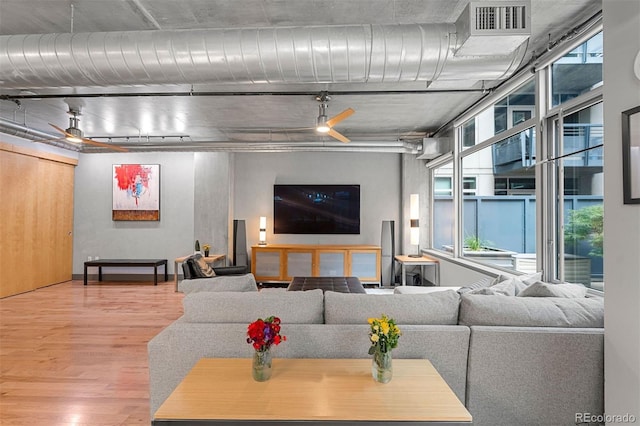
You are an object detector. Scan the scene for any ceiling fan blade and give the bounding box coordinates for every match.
[81,137,129,152]
[326,108,355,128]
[327,128,350,143]
[50,123,128,151]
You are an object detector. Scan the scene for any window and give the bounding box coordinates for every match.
[550,102,604,289]
[462,119,476,148]
[494,79,536,134]
[463,177,477,195]
[551,32,603,107]
[428,21,604,292]
[432,163,454,252]
[434,176,452,196]
[461,138,535,269]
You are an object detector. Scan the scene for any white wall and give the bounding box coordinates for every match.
[73,152,197,274]
[233,152,402,250]
[71,150,404,277]
[603,0,640,422]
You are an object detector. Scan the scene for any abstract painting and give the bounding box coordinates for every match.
[112,164,160,220]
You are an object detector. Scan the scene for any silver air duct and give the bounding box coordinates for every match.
[0,117,80,151]
[0,23,527,89]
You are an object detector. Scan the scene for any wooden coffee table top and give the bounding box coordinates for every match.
[153,358,471,425]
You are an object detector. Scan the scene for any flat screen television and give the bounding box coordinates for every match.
[274,184,360,234]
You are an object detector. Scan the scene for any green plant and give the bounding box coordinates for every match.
[464,235,482,251]
[564,205,603,257]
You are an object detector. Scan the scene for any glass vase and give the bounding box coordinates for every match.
[372,349,392,383]
[252,348,272,382]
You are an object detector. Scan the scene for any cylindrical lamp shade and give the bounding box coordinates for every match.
[410,194,419,246]
[259,216,267,245]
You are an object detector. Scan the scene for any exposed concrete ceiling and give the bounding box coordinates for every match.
[0,0,602,153]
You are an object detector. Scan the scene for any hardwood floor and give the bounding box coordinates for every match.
[0,280,184,425]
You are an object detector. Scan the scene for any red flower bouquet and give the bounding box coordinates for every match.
[246,316,286,352]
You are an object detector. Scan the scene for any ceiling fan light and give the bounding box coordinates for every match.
[316,115,330,133]
[65,127,83,143]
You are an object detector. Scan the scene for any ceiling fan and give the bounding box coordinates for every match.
[48,108,128,152]
[314,92,355,143]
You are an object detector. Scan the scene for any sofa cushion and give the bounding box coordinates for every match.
[517,281,588,298]
[459,293,603,327]
[179,273,259,294]
[183,288,324,324]
[324,291,460,325]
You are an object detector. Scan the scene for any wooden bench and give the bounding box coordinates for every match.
[83,259,168,285]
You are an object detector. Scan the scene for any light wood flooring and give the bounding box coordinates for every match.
[0,280,184,425]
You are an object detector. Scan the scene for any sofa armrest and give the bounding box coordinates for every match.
[213,265,248,275]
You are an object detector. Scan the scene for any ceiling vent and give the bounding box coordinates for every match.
[455,1,530,56]
[416,137,451,160]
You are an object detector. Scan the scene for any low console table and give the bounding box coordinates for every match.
[83,259,168,285]
[152,358,472,425]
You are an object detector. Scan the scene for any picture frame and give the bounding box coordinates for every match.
[112,164,160,220]
[622,106,640,204]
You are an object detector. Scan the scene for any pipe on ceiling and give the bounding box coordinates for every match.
[0,24,526,89]
[0,117,80,151]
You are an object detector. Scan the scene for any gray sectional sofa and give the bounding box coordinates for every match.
[148,277,604,426]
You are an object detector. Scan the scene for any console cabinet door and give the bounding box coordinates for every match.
[348,250,381,282]
[285,250,314,279]
[252,248,283,281]
[317,250,347,277]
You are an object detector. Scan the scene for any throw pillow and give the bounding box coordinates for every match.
[186,254,216,278]
[517,281,588,298]
[468,277,518,296]
[456,277,494,294]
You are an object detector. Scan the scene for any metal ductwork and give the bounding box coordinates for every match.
[0,22,527,89]
[0,117,80,151]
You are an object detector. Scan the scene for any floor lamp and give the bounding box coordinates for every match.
[409,193,421,257]
[258,216,267,246]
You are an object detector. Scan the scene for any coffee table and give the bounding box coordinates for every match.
[287,276,366,293]
[152,358,471,425]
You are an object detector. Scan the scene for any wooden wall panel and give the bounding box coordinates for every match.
[36,159,74,287]
[0,145,76,298]
[0,150,39,297]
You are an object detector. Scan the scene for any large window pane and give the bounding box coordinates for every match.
[494,79,536,135]
[433,163,454,252]
[557,103,604,289]
[551,32,603,107]
[462,78,535,150]
[461,129,536,270]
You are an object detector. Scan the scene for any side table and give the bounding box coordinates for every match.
[394,255,440,286]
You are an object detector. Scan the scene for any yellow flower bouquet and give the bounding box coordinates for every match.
[367,314,401,383]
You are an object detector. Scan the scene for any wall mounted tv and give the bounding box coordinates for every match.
[274,184,360,234]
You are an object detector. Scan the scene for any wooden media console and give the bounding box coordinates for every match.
[251,244,381,284]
